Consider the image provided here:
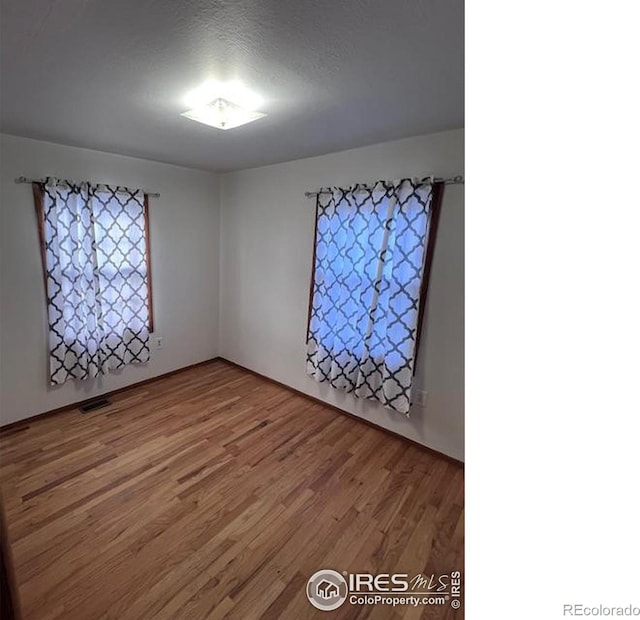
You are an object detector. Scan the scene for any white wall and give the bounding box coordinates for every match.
[1,130,463,460]
[219,129,464,461]
[0,134,220,425]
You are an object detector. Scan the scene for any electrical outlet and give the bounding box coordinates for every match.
[414,389,428,407]
[155,337,163,350]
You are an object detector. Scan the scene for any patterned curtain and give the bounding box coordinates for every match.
[37,178,150,385]
[306,179,443,415]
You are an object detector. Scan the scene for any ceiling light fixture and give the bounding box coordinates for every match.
[182,98,266,130]
[181,80,266,130]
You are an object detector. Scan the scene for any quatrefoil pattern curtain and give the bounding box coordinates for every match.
[306,179,443,415]
[36,178,151,385]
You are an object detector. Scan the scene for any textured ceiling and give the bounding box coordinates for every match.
[0,0,464,172]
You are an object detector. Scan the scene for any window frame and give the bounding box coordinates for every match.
[305,181,445,369]
[32,183,155,334]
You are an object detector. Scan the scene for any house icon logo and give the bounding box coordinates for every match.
[306,569,348,611]
[317,579,339,599]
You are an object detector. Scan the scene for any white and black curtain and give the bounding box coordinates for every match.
[306,179,443,415]
[36,178,150,385]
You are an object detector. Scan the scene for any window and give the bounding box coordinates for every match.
[306,179,444,415]
[33,179,153,385]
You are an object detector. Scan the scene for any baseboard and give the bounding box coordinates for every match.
[217,357,464,468]
[1,356,464,468]
[0,357,221,433]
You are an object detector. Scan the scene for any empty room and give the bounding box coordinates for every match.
[0,1,464,618]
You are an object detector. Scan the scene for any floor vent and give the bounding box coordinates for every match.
[80,398,110,413]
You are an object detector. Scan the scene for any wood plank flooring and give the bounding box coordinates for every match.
[0,360,464,619]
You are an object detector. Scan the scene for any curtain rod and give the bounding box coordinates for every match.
[14,176,160,198]
[304,175,464,198]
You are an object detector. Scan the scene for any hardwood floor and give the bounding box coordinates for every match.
[0,360,464,619]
